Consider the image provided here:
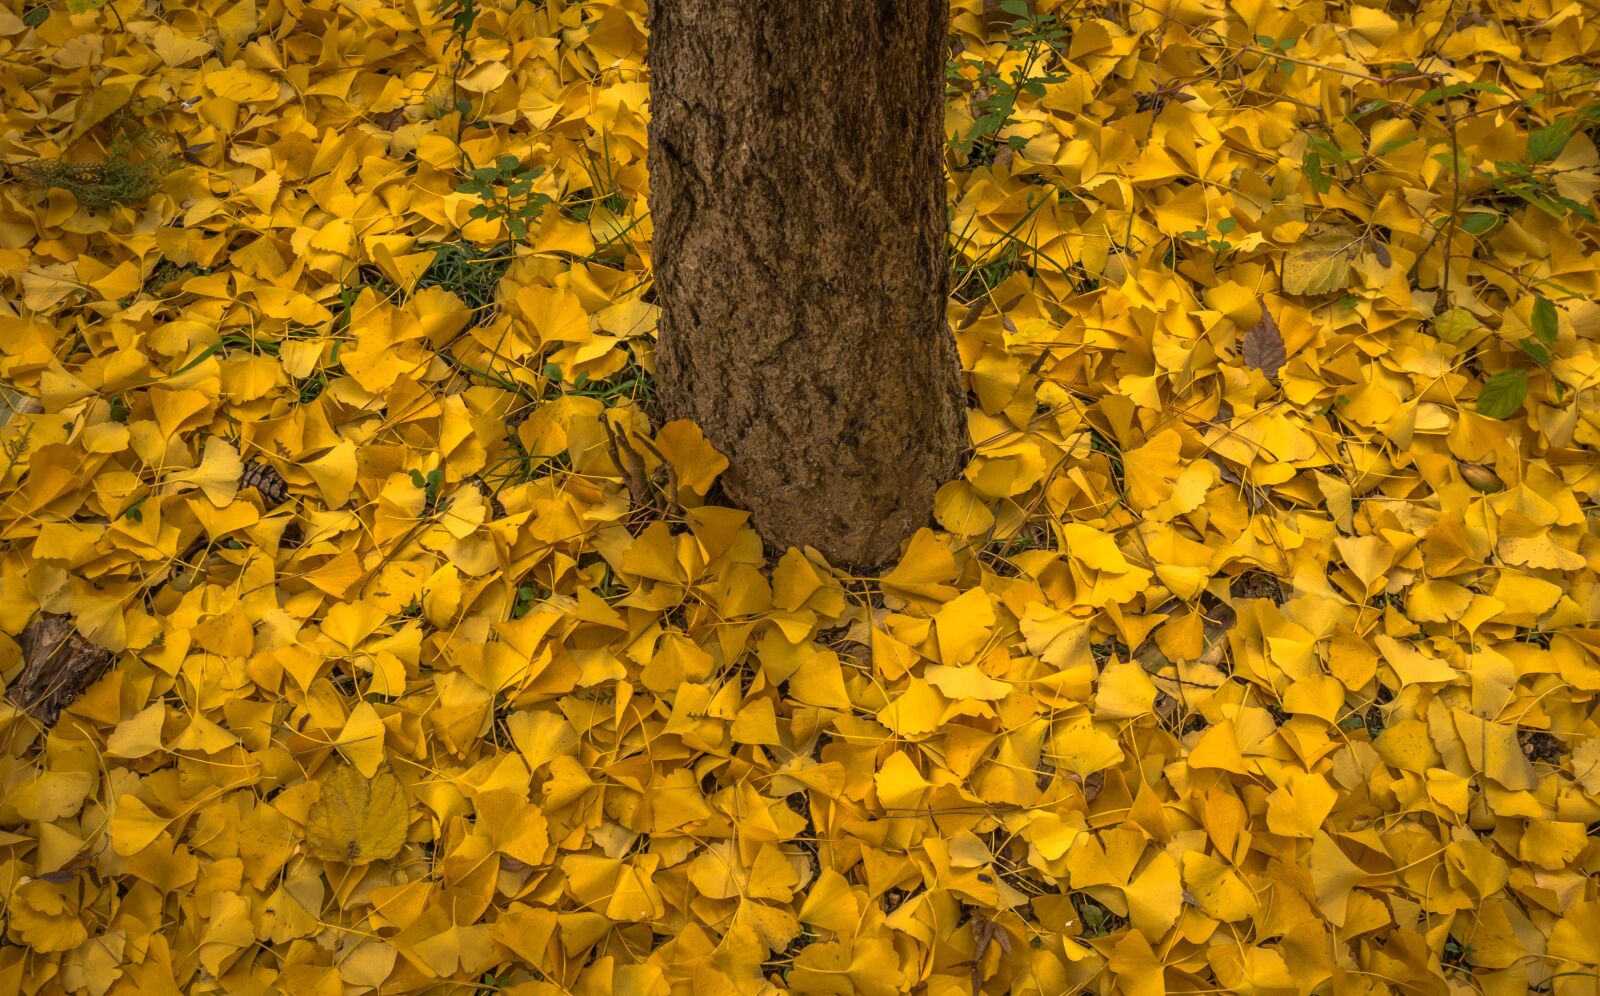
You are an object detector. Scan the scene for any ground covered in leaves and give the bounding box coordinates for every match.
[3,0,1600,992]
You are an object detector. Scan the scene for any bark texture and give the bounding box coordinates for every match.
[7,613,115,727]
[648,0,965,569]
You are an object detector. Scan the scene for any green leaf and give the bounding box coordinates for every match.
[1347,99,1391,122]
[1302,151,1331,194]
[22,6,49,25]
[1518,339,1551,366]
[1414,81,1504,107]
[1459,212,1499,235]
[1217,216,1238,234]
[1475,369,1528,419]
[1373,135,1415,156]
[1555,194,1596,220]
[1527,121,1574,164]
[1308,135,1342,159]
[1522,192,1567,218]
[1531,295,1558,344]
[1255,34,1275,46]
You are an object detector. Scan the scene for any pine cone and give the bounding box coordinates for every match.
[240,460,289,506]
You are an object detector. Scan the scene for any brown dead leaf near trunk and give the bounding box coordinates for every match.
[7,614,115,727]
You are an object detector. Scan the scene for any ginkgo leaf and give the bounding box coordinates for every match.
[6,0,1600,986]
[303,764,408,864]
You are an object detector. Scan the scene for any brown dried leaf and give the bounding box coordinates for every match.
[1242,309,1286,381]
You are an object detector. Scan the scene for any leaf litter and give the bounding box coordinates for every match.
[2,0,1600,993]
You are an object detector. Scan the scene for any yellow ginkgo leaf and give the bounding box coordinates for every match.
[655,419,729,498]
[304,764,408,864]
[105,703,165,759]
[336,702,386,778]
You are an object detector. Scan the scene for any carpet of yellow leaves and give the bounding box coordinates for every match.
[3,0,1600,993]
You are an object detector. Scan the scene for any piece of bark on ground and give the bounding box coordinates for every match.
[6,613,115,726]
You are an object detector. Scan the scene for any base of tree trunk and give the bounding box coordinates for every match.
[648,0,965,569]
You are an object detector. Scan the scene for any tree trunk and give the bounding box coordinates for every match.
[648,0,965,569]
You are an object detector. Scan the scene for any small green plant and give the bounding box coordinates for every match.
[1475,294,1559,420]
[1179,216,1240,260]
[121,498,145,524]
[415,240,513,326]
[439,0,479,44]
[544,343,658,414]
[7,118,174,212]
[1442,935,1475,975]
[1070,892,1125,938]
[951,238,1033,302]
[1252,33,1300,75]
[562,133,629,224]
[1302,133,1360,195]
[0,422,33,482]
[1451,104,1600,229]
[456,155,553,239]
[946,0,1068,166]
[143,259,209,296]
[410,467,446,514]
[511,584,545,618]
[1481,157,1597,221]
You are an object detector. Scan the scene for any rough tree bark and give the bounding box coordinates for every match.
[6,613,115,727]
[648,0,966,568]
